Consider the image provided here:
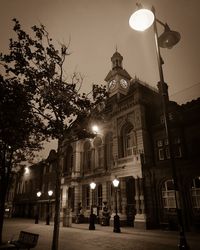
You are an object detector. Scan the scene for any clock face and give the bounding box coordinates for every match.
[120,79,128,88]
[109,79,117,89]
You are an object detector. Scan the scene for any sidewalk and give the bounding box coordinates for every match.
[2,219,200,250]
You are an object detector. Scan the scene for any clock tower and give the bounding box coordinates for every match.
[105,50,131,97]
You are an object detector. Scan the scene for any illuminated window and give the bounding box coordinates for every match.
[162,180,176,209]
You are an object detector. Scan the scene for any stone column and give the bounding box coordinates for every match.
[118,178,127,226]
[134,177,146,229]
[135,177,140,214]
[62,186,71,227]
[74,185,80,214]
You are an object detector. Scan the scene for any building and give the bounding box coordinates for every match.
[13,51,200,230]
[13,151,56,222]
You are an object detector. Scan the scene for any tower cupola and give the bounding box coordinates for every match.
[111,51,123,69]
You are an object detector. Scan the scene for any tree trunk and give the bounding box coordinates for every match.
[51,153,61,250]
[0,165,9,244]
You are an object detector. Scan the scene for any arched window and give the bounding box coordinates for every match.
[191,177,200,210]
[105,132,113,169]
[63,145,73,175]
[120,123,136,157]
[93,136,103,169]
[83,141,92,173]
[162,179,176,209]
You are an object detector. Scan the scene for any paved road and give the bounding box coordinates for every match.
[2,219,200,250]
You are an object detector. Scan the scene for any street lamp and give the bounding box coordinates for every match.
[129,4,189,250]
[35,191,41,224]
[46,190,53,225]
[112,178,120,233]
[89,181,96,230]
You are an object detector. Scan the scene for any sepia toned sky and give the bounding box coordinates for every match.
[1,0,200,159]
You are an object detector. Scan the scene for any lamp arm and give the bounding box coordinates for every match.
[155,18,166,28]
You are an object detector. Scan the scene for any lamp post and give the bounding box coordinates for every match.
[46,190,53,225]
[35,191,41,224]
[89,181,96,230]
[129,4,189,250]
[112,178,120,233]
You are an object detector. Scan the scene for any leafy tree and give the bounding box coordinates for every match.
[0,19,107,249]
[0,76,45,244]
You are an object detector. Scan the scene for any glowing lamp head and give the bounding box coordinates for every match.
[90,182,96,190]
[48,190,53,196]
[92,125,99,134]
[129,8,155,31]
[113,178,120,188]
[25,167,30,174]
[37,191,42,197]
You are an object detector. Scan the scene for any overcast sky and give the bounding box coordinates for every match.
[1,0,200,159]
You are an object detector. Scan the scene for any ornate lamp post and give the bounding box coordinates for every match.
[46,190,53,225]
[112,178,120,233]
[35,191,41,224]
[89,181,96,230]
[129,4,189,250]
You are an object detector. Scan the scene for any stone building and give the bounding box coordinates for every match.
[13,151,56,222]
[59,51,200,230]
[12,51,200,230]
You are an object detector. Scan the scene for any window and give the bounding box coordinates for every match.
[121,123,136,157]
[162,179,176,209]
[158,148,165,160]
[174,137,182,158]
[93,137,103,168]
[191,177,200,210]
[160,113,173,123]
[157,139,170,160]
[83,141,93,173]
[82,185,90,209]
[63,145,73,174]
[105,132,113,170]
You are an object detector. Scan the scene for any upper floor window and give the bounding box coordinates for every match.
[156,136,182,161]
[63,145,73,174]
[160,113,173,124]
[157,139,170,160]
[120,123,136,157]
[105,132,113,169]
[93,137,103,169]
[173,137,182,158]
[162,179,176,210]
[191,177,200,210]
[83,141,93,173]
